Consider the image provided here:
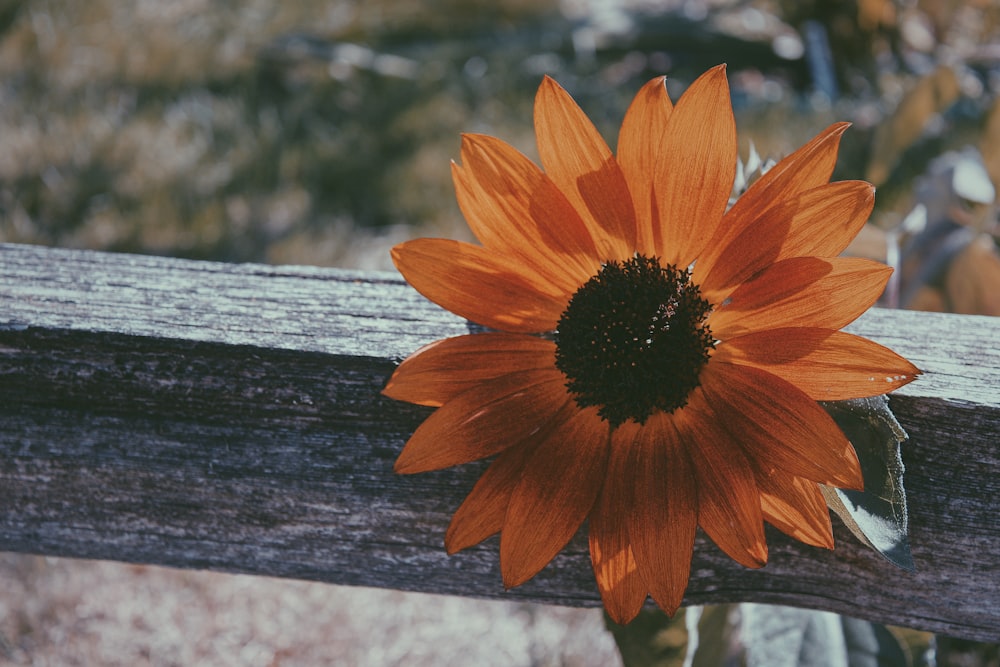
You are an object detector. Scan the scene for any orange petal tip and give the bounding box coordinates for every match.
[392,458,416,475]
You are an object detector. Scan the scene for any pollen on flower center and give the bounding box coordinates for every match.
[554,255,714,426]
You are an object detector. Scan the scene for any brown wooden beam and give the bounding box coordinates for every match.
[1,242,998,640]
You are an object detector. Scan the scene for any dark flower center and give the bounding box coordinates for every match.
[554,255,714,426]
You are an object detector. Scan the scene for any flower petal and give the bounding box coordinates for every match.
[445,440,538,554]
[700,180,875,300]
[589,427,648,624]
[653,65,737,265]
[715,328,920,400]
[624,413,697,615]
[392,238,567,333]
[757,472,834,549]
[455,134,600,290]
[695,122,850,280]
[534,76,636,260]
[617,76,673,256]
[501,404,610,588]
[699,361,863,490]
[676,392,767,569]
[383,333,556,407]
[709,257,892,338]
[394,370,569,474]
[768,181,876,257]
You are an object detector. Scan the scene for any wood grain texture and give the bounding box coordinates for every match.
[1,242,999,640]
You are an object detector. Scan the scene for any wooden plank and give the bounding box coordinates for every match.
[1,242,999,640]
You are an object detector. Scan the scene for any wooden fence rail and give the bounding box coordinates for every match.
[1,242,998,641]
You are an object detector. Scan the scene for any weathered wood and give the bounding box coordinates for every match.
[1,242,998,640]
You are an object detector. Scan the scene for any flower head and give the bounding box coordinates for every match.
[383,66,920,624]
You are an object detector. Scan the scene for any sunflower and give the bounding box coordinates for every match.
[383,65,920,624]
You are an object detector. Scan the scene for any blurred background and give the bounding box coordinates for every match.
[0,0,998,664]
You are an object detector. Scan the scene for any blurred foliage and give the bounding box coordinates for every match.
[1,0,997,270]
[0,0,560,265]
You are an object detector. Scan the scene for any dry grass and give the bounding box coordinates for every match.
[0,0,549,265]
[2,0,996,262]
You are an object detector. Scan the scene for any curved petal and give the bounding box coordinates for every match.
[456,134,601,289]
[676,392,767,569]
[617,76,673,256]
[699,361,863,490]
[695,122,850,280]
[394,370,570,473]
[757,472,834,549]
[714,328,920,400]
[653,65,737,266]
[589,426,647,624]
[445,440,539,554]
[624,413,697,615]
[384,333,556,407]
[770,181,875,257]
[534,76,636,260]
[392,238,568,333]
[501,404,610,588]
[709,257,892,338]
[700,180,875,300]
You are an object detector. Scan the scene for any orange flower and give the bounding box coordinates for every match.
[383,65,920,624]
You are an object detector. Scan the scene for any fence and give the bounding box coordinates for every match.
[1,242,998,641]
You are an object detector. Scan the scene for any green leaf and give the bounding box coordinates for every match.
[821,395,913,571]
